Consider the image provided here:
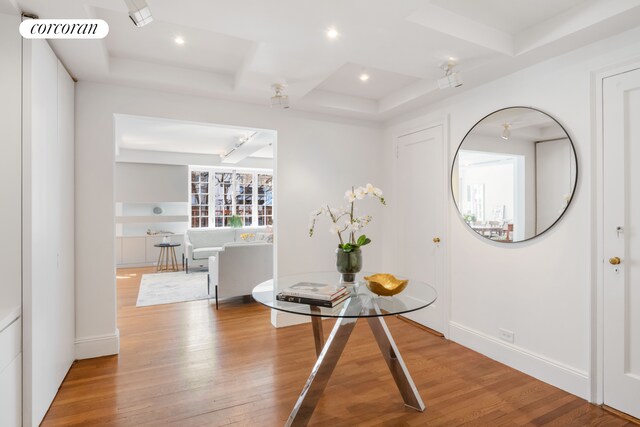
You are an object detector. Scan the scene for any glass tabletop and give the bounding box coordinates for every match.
[252,271,437,318]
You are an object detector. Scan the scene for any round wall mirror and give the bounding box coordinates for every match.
[452,107,577,243]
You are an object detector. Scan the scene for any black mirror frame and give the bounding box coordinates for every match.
[450,106,579,244]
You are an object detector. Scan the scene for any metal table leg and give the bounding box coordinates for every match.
[286,298,425,426]
[286,302,358,427]
[310,307,324,358]
[366,314,425,411]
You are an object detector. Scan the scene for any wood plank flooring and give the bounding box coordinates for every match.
[41,267,631,426]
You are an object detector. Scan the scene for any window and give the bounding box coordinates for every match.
[235,173,254,226]
[190,168,273,228]
[190,171,209,228]
[257,174,273,226]
[213,172,233,227]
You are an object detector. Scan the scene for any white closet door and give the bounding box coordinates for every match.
[395,126,446,333]
[603,67,640,419]
[23,39,75,427]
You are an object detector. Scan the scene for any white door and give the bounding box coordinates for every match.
[603,67,640,419]
[395,126,446,333]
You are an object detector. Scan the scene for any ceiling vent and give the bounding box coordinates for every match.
[270,84,290,109]
[124,0,153,27]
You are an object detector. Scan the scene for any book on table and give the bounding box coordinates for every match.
[276,291,350,308]
[280,282,347,301]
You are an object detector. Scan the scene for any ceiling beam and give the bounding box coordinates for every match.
[515,0,640,55]
[234,41,261,90]
[301,89,378,115]
[406,4,514,56]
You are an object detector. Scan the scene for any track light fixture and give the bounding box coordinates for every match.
[437,61,463,89]
[220,132,258,160]
[124,0,153,27]
[501,123,511,140]
[270,84,290,109]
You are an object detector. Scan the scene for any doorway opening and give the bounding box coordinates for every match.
[457,151,525,241]
[112,114,276,309]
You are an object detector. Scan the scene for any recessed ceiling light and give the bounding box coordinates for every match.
[326,27,339,39]
[359,73,370,82]
[174,36,185,45]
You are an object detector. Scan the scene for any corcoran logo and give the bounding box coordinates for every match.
[19,19,109,39]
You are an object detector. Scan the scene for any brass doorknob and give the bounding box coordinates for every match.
[609,257,621,265]
[433,237,441,243]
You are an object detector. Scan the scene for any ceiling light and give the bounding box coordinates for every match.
[124,0,153,27]
[437,61,463,89]
[270,84,290,109]
[326,27,339,39]
[501,124,511,140]
[220,132,258,159]
[359,72,370,82]
[174,36,185,45]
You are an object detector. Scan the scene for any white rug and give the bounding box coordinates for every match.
[136,271,211,307]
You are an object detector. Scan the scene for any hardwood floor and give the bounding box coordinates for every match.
[42,267,631,426]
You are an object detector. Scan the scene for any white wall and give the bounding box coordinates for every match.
[75,82,384,357]
[0,11,23,427]
[22,39,75,427]
[536,138,575,233]
[382,27,640,400]
[115,163,189,203]
[0,12,22,318]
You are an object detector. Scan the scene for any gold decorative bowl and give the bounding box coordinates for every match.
[364,274,408,296]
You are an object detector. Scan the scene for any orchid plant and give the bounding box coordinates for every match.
[309,183,386,253]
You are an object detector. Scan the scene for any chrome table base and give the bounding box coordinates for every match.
[285,300,425,426]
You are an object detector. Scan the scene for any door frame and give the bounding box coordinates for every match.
[393,118,451,338]
[591,60,640,404]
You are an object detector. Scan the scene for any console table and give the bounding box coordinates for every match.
[252,272,437,426]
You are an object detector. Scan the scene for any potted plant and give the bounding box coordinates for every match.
[228,215,243,228]
[309,183,386,283]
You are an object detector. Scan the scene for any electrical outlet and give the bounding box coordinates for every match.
[499,328,514,343]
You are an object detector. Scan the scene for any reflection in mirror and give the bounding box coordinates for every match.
[452,107,577,243]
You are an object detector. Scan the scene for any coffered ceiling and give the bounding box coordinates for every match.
[13,0,640,121]
[114,115,275,160]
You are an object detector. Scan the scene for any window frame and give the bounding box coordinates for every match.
[189,166,273,229]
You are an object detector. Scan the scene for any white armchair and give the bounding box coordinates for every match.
[184,228,233,272]
[207,242,273,309]
[183,227,266,272]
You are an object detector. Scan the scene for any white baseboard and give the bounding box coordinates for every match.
[449,321,589,399]
[75,329,120,360]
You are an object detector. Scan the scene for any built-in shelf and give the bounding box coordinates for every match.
[116,215,189,224]
[0,305,21,333]
[116,202,189,245]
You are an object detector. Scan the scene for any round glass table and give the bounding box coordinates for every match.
[252,272,437,427]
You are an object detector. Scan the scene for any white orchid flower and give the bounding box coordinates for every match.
[309,184,385,245]
[345,190,356,203]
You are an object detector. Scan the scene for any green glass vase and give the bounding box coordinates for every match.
[336,247,362,283]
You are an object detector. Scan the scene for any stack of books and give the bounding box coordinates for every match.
[276,282,350,308]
